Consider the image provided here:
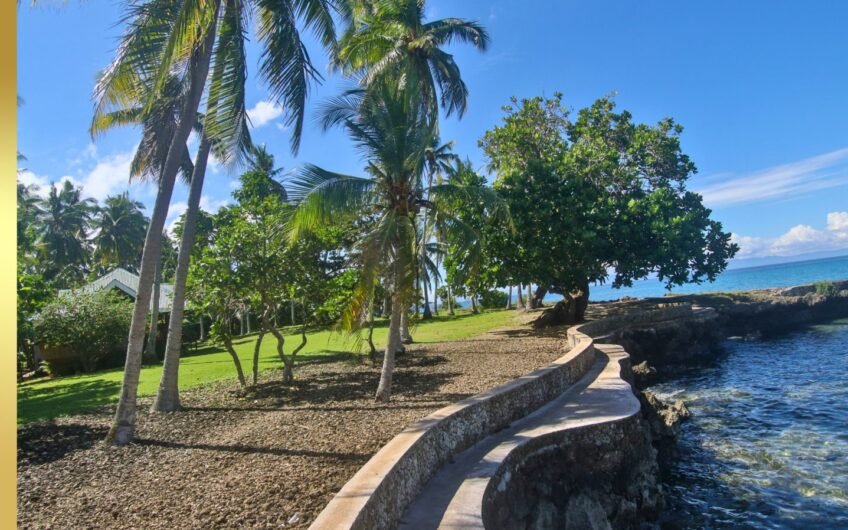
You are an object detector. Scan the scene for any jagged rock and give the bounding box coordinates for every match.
[640,391,690,440]
[632,361,657,388]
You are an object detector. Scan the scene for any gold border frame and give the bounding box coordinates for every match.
[3,0,16,526]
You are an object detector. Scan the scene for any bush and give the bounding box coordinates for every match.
[814,281,839,296]
[33,290,133,374]
[478,289,509,309]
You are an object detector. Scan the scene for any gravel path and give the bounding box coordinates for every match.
[18,314,569,529]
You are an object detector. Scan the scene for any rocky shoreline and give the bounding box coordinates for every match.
[593,280,848,528]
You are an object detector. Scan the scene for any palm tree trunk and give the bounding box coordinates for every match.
[376,292,402,402]
[506,285,512,309]
[422,278,432,319]
[447,283,455,316]
[433,275,439,315]
[290,299,296,325]
[400,307,413,344]
[470,295,479,314]
[107,18,218,446]
[152,134,211,412]
[144,260,161,364]
[527,284,533,309]
[246,311,251,334]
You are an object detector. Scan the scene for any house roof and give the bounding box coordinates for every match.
[59,267,174,312]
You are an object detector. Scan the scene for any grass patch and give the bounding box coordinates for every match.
[18,309,516,424]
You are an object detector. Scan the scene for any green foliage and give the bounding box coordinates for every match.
[814,281,839,296]
[17,264,54,357]
[478,289,508,309]
[315,269,361,325]
[480,93,738,299]
[33,290,133,374]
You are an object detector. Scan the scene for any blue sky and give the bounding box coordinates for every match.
[17,0,848,261]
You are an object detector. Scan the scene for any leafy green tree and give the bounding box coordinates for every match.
[33,290,134,374]
[91,193,149,274]
[17,264,53,369]
[481,94,738,323]
[17,182,43,272]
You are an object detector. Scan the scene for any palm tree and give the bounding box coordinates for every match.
[91,193,149,273]
[289,84,499,401]
[335,0,489,120]
[95,0,337,441]
[37,180,96,287]
[420,138,457,319]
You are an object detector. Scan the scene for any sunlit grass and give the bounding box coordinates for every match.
[17,309,517,424]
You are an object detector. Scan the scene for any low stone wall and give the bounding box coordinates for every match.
[309,334,596,530]
[482,414,659,530]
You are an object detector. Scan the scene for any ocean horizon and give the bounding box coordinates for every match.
[455,254,848,306]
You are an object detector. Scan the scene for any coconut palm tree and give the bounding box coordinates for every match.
[419,138,457,319]
[335,0,489,121]
[95,0,338,442]
[289,84,500,401]
[91,193,149,273]
[37,180,96,287]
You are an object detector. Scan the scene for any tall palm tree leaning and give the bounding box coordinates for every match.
[94,0,337,443]
[334,0,488,338]
[289,84,502,402]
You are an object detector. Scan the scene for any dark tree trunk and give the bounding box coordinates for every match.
[517,283,525,310]
[252,330,265,386]
[422,278,432,319]
[532,286,548,309]
[222,336,247,387]
[532,280,591,328]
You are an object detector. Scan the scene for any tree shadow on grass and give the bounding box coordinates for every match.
[134,438,371,464]
[17,379,121,424]
[18,422,108,465]
[187,354,459,413]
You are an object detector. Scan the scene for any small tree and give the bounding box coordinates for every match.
[33,290,133,374]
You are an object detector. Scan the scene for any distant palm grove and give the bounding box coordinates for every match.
[17,0,737,446]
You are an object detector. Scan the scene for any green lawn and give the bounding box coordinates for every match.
[17,309,516,424]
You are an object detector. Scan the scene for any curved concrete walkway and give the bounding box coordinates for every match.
[398,344,640,530]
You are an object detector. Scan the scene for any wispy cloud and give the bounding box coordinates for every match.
[697,147,848,207]
[732,211,848,259]
[247,100,284,129]
[18,146,150,201]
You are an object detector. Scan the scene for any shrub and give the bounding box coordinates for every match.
[479,289,509,309]
[33,289,133,374]
[814,281,839,296]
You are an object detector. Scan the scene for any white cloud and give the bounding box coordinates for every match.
[697,147,848,207]
[732,211,848,259]
[826,211,848,232]
[80,149,137,201]
[247,100,284,129]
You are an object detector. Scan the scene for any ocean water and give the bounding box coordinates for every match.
[651,319,848,529]
[563,254,848,302]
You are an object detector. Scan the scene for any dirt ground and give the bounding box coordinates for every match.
[18,313,570,529]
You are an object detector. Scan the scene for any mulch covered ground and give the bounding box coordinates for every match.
[18,315,569,529]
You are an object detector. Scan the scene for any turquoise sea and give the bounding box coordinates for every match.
[564,254,848,302]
